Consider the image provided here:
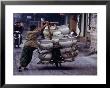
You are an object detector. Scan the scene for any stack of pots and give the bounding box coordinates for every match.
[59,37,78,62]
[38,39,53,64]
[38,25,79,63]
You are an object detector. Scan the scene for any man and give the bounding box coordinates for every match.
[18,21,49,72]
[14,22,24,48]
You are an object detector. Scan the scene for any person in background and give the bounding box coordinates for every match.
[20,22,24,44]
[69,15,80,37]
[14,22,24,34]
[18,21,49,72]
[14,22,24,48]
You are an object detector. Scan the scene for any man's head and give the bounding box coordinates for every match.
[16,22,21,26]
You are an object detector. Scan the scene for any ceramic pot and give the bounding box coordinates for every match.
[64,58,73,62]
[52,30,63,39]
[60,47,72,54]
[39,53,52,60]
[53,30,61,36]
[58,25,70,35]
[43,29,50,38]
[40,39,52,43]
[62,54,73,58]
[59,38,73,48]
[38,50,50,54]
[52,37,59,43]
[40,40,53,49]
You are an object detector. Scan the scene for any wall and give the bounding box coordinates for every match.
[89,13,97,52]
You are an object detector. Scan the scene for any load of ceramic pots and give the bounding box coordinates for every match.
[60,47,73,62]
[60,45,78,62]
[38,25,79,63]
[38,48,51,63]
[37,39,53,63]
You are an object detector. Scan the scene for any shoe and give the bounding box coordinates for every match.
[18,66,22,72]
[24,67,28,71]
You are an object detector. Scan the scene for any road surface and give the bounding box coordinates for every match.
[13,48,97,75]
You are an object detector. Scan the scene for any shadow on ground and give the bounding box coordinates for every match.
[38,66,76,70]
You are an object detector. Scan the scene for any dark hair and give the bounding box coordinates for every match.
[30,25,36,31]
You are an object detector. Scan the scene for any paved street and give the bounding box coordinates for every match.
[13,47,97,75]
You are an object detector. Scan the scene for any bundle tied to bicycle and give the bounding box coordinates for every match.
[37,22,79,65]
